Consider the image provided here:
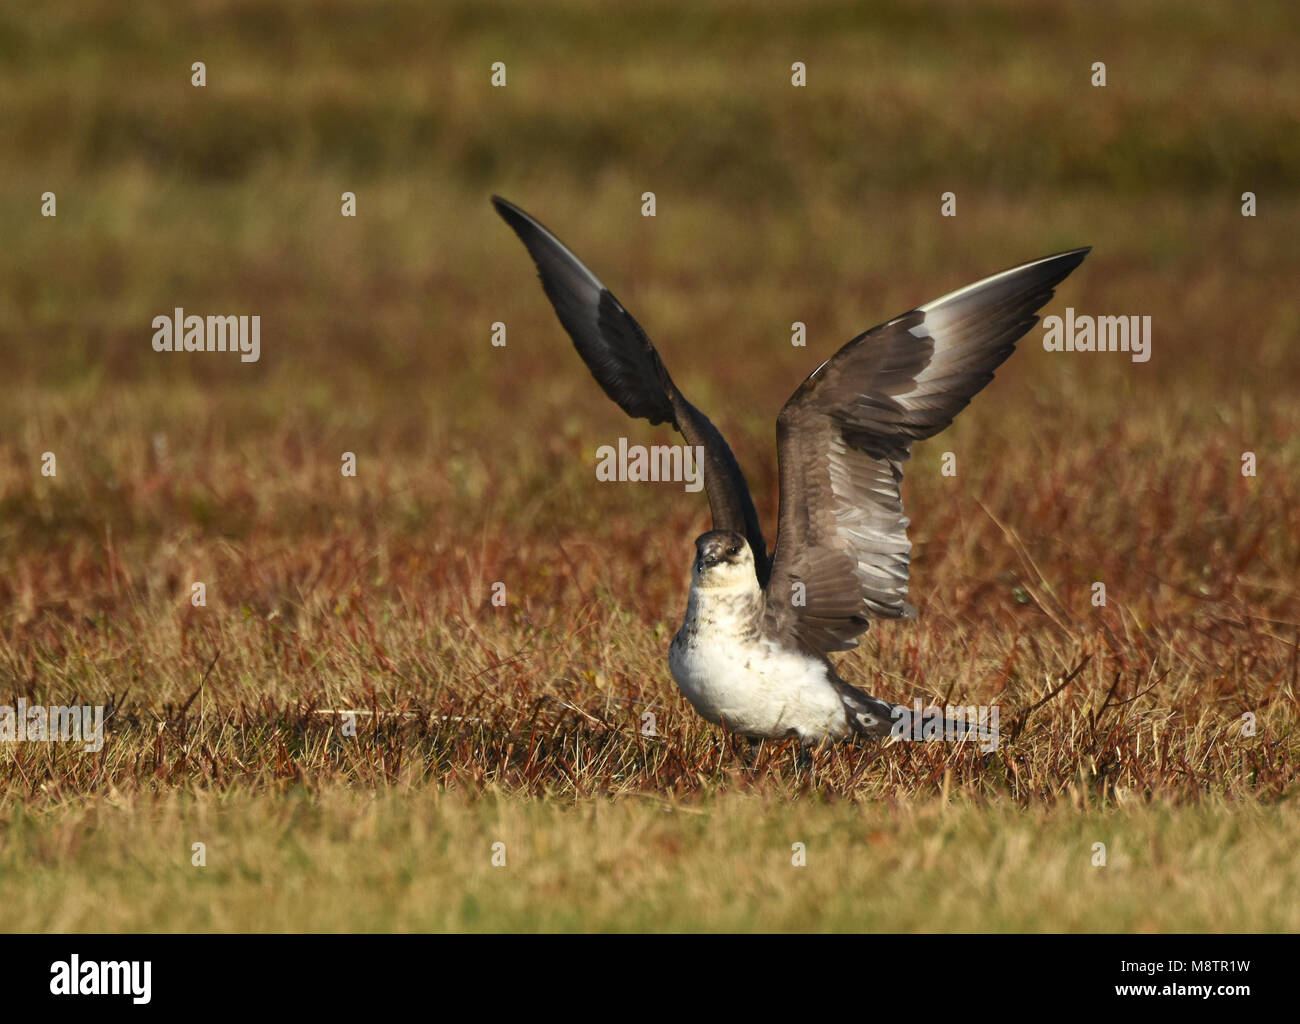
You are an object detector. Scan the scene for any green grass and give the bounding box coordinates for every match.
[3,790,1298,931]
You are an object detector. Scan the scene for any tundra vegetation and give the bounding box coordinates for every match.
[0,0,1296,931]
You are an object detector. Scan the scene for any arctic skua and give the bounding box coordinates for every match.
[493,196,1088,745]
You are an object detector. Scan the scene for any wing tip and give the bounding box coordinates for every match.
[491,194,532,233]
[919,245,1091,314]
[1011,245,1091,279]
[1046,245,1091,274]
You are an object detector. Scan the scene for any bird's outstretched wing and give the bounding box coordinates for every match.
[493,196,770,571]
[764,248,1090,654]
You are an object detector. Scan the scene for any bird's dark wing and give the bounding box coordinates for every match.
[493,196,769,571]
[764,248,1090,654]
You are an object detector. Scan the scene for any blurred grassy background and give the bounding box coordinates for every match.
[2,0,1296,632]
[0,0,1297,930]
[7,790,1299,931]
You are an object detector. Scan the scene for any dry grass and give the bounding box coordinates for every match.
[0,0,1297,931]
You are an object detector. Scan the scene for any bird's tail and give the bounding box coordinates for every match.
[835,678,999,749]
[836,685,898,739]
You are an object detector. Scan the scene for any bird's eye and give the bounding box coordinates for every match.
[728,545,741,556]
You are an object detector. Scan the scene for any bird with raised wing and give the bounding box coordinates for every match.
[494,196,1088,745]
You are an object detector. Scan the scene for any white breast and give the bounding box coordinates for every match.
[668,584,851,743]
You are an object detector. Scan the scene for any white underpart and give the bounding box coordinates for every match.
[668,579,851,743]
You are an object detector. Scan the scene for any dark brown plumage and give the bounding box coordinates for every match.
[764,249,1089,653]
[493,195,1087,662]
[492,196,770,572]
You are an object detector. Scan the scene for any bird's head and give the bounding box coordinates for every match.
[691,529,756,589]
